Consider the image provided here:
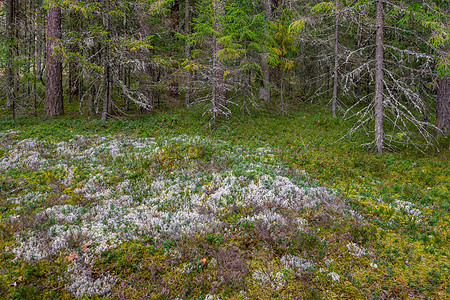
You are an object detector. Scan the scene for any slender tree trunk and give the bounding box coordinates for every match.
[13,2,19,99]
[332,8,339,118]
[68,11,80,102]
[45,6,64,117]
[280,67,285,115]
[171,0,180,37]
[101,52,110,121]
[436,76,450,134]
[68,42,80,102]
[32,0,38,116]
[242,70,248,114]
[212,0,226,115]
[138,12,154,111]
[6,0,15,118]
[88,41,96,116]
[169,0,180,98]
[212,47,218,127]
[101,1,111,122]
[37,16,43,78]
[259,0,271,101]
[126,68,131,111]
[374,0,384,153]
[185,0,191,107]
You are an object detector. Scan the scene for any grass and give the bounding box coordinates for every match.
[0,104,448,299]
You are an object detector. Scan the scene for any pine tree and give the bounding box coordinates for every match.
[45,3,63,117]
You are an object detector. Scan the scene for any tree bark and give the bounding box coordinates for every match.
[6,0,15,118]
[374,0,384,153]
[185,0,191,107]
[45,6,64,117]
[212,0,226,124]
[138,12,154,111]
[101,0,111,122]
[32,0,38,116]
[5,0,15,116]
[259,0,271,101]
[169,0,180,97]
[68,11,81,103]
[171,0,180,37]
[437,76,450,134]
[332,8,339,118]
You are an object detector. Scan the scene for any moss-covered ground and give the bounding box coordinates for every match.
[0,105,448,299]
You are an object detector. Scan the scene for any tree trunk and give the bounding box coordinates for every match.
[437,76,450,134]
[185,0,191,107]
[280,67,285,115]
[374,0,384,153]
[332,8,339,118]
[32,0,38,116]
[101,1,111,122]
[45,6,63,117]
[87,40,97,116]
[138,12,154,111]
[6,0,15,118]
[169,0,180,98]
[102,56,110,121]
[212,0,226,123]
[259,0,271,101]
[68,10,81,103]
[171,0,180,36]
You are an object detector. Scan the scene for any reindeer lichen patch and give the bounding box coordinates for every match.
[0,125,448,299]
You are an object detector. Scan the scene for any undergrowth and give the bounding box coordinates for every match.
[0,105,448,299]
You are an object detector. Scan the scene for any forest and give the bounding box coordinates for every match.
[0,0,449,299]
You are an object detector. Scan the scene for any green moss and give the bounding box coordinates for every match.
[0,106,448,298]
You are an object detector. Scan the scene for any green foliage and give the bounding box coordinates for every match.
[1,0,450,296]
[311,2,337,14]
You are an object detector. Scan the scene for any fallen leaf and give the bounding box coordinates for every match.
[65,252,78,262]
[17,276,23,282]
[80,240,93,252]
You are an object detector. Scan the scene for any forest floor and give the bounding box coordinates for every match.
[0,106,448,299]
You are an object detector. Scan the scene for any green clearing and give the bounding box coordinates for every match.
[0,106,448,299]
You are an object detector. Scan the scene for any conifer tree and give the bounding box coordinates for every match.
[45,2,63,117]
